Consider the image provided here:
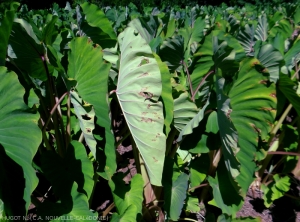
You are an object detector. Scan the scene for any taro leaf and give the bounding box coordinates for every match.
[81,2,116,40]
[9,19,47,80]
[228,58,276,195]
[189,153,210,189]
[208,159,243,217]
[278,73,300,116]
[255,43,284,83]
[269,19,293,41]
[154,53,173,136]
[128,16,160,44]
[180,111,220,154]
[173,92,198,132]
[215,75,240,181]
[164,173,189,221]
[282,40,300,73]
[68,37,116,179]
[184,195,200,213]
[70,91,96,156]
[0,67,41,216]
[116,27,166,186]
[0,2,19,66]
[41,141,94,200]
[37,182,97,221]
[42,15,58,46]
[159,35,185,72]
[237,24,256,56]
[179,17,206,59]
[109,174,143,221]
[254,14,268,42]
[177,99,210,141]
[281,124,299,174]
[81,3,117,49]
[261,175,291,208]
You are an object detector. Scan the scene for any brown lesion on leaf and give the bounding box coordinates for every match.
[251,60,260,66]
[260,107,276,112]
[138,72,149,78]
[153,157,158,163]
[141,112,148,116]
[141,117,153,123]
[86,128,92,133]
[138,58,150,67]
[250,123,261,133]
[259,80,268,84]
[139,91,154,100]
[270,93,276,98]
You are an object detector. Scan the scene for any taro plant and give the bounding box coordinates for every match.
[1,1,300,222]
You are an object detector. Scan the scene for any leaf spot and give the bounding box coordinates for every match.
[141,117,153,123]
[138,58,149,67]
[138,72,149,78]
[250,123,261,133]
[153,157,158,162]
[259,80,268,84]
[270,93,276,98]
[86,128,92,133]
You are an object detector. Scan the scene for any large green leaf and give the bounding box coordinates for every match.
[81,3,117,49]
[116,27,166,186]
[0,2,19,66]
[81,2,116,40]
[109,174,143,221]
[0,67,41,216]
[208,159,243,217]
[40,141,94,200]
[68,37,116,179]
[229,58,277,195]
[9,19,47,80]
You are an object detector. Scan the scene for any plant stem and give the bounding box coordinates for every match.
[43,56,64,157]
[43,92,68,134]
[188,183,209,192]
[270,104,293,139]
[66,93,71,148]
[166,126,178,156]
[181,60,194,100]
[191,70,214,101]
[268,151,300,156]
[102,202,115,216]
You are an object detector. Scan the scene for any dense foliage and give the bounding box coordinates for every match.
[0,1,300,221]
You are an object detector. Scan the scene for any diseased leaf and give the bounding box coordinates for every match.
[68,37,116,179]
[116,27,166,186]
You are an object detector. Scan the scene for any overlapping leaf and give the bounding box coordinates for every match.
[68,37,116,179]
